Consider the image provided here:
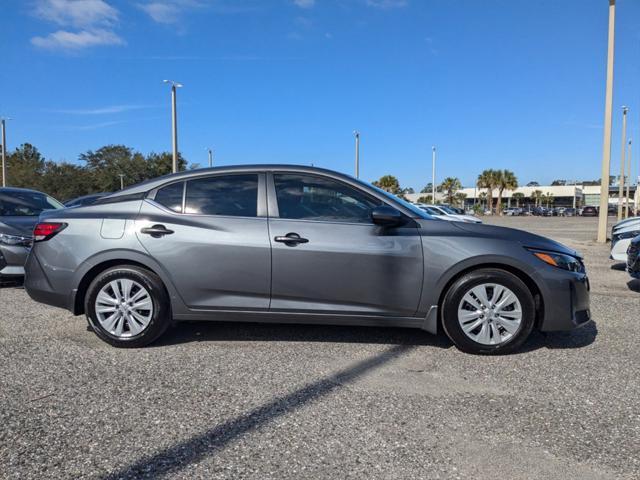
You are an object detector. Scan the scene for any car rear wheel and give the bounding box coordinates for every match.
[85,265,171,348]
[441,268,536,355]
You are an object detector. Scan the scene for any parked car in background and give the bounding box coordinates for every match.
[24,165,589,355]
[422,204,482,223]
[416,205,459,222]
[503,208,520,216]
[581,206,598,217]
[64,193,109,209]
[610,217,640,262]
[0,187,64,279]
[626,235,640,278]
[564,208,576,217]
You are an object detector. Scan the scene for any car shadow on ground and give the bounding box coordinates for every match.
[154,321,452,349]
[154,319,598,353]
[610,263,626,271]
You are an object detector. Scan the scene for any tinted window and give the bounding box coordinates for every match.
[155,182,184,213]
[185,175,258,217]
[274,174,382,223]
[0,191,63,216]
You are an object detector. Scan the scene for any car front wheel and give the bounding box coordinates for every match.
[441,268,536,355]
[85,265,171,348]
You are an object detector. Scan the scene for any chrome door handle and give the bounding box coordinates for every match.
[274,233,309,245]
[140,224,174,238]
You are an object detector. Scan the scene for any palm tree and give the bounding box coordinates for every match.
[477,169,497,214]
[512,192,525,208]
[454,192,467,208]
[478,191,487,209]
[440,177,462,205]
[495,169,518,215]
[544,192,554,208]
[531,190,544,207]
[372,175,401,194]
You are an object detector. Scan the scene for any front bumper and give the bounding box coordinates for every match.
[627,243,640,278]
[537,269,591,332]
[0,245,29,278]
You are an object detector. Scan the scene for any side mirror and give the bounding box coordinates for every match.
[371,206,405,227]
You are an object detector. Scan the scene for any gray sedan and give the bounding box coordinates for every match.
[0,187,64,279]
[24,166,590,354]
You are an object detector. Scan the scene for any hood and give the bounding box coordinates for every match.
[613,218,640,232]
[0,216,38,237]
[453,214,482,223]
[450,221,580,258]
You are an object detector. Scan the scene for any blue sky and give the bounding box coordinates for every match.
[1,0,639,190]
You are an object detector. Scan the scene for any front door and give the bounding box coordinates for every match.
[268,173,423,317]
[136,173,271,310]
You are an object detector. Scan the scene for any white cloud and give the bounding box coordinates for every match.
[137,2,181,24]
[31,29,124,50]
[293,0,315,8]
[365,0,408,8]
[31,0,123,51]
[34,0,119,28]
[50,105,150,115]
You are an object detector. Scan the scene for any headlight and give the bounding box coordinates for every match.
[613,230,640,241]
[0,233,33,247]
[528,248,585,273]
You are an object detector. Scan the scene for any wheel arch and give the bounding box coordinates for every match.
[436,262,544,331]
[72,252,182,315]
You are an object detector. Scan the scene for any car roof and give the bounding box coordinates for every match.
[0,187,48,195]
[102,164,359,199]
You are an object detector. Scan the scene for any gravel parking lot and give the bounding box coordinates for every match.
[1,216,639,479]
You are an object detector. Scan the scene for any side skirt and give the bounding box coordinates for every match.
[173,309,437,331]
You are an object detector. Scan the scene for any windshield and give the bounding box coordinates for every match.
[438,206,457,214]
[0,191,64,216]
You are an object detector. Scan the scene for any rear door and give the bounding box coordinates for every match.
[136,173,271,310]
[268,172,424,317]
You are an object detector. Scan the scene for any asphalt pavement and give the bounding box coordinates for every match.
[1,216,638,479]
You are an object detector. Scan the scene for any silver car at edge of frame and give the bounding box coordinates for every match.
[0,187,64,280]
[24,166,591,354]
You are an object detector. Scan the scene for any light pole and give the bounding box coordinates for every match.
[597,0,616,243]
[353,131,360,178]
[118,174,125,190]
[617,106,629,221]
[207,148,213,168]
[626,138,632,216]
[1,118,8,188]
[432,146,436,203]
[163,80,183,174]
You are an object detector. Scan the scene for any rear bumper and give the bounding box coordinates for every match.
[24,251,73,310]
[538,269,591,332]
[0,245,29,278]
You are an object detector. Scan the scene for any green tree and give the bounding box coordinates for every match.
[41,161,92,201]
[512,192,525,208]
[440,177,462,205]
[6,143,47,190]
[531,190,544,207]
[372,175,401,194]
[420,183,433,193]
[453,192,467,208]
[495,169,518,215]
[416,195,432,204]
[477,169,497,214]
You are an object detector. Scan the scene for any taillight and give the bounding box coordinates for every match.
[33,222,67,242]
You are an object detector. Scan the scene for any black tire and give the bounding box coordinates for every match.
[84,265,171,348]
[441,268,536,355]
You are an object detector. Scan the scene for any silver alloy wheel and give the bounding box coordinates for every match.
[457,283,522,346]
[95,279,153,338]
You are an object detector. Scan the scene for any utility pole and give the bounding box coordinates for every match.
[163,80,183,174]
[1,118,7,187]
[597,0,616,243]
[207,148,213,168]
[626,138,632,217]
[432,146,436,203]
[617,106,629,221]
[353,131,360,178]
[118,174,125,190]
